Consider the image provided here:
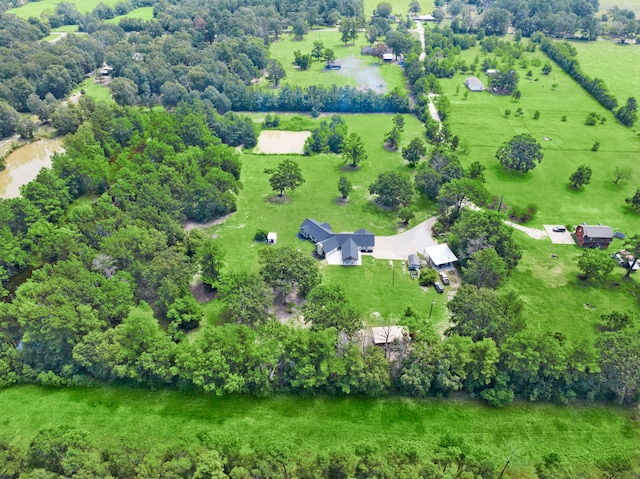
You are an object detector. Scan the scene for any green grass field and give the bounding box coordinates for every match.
[7,0,121,18]
[266,29,406,92]
[105,6,154,24]
[597,0,640,15]
[0,385,637,475]
[363,0,435,17]
[567,39,640,105]
[505,233,640,342]
[441,47,640,232]
[73,77,113,103]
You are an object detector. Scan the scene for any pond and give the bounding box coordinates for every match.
[0,138,64,199]
[336,55,387,93]
[254,130,311,154]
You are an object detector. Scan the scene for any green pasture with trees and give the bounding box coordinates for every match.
[439,44,640,231]
[7,0,123,18]
[0,384,638,477]
[265,29,406,91]
[104,6,154,24]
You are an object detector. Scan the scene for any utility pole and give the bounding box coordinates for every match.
[428,300,434,319]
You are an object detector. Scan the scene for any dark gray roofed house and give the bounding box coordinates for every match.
[575,224,614,249]
[299,218,375,266]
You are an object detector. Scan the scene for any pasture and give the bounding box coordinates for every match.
[567,38,640,104]
[74,77,113,103]
[0,385,637,476]
[441,46,640,232]
[7,0,121,18]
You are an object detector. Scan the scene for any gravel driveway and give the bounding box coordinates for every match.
[371,217,437,260]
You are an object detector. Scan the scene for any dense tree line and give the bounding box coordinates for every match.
[2,424,606,479]
[538,35,621,114]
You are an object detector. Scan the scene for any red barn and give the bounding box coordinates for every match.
[575,224,613,249]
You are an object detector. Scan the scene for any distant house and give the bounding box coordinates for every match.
[408,254,421,271]
[424,244,458,270]
[382,53,394,62]
[412,14,436,22]
[575,224,614,249]
[372,326,405,345]
[361,46,376,55]
[485,69,498,76]
[299,218,374,266]
[465,76,484,92]
[325,60,342,70]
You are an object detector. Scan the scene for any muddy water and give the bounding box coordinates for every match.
[254,130,311,154]
[0,138,64,199]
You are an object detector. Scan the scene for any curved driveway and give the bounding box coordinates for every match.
[371,217,437,260]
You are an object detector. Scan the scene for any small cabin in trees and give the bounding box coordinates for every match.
[575,224,614,249]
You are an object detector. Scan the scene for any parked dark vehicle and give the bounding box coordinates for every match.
[434,281,445,293]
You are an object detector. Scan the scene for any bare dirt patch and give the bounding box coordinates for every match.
[268,195,290,204]
[183,212,234,231]
[190,281,216,304]
[254,130,311,154]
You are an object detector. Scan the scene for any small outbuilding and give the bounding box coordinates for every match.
[408,254,421,271]
[325,60,342,70]
[382,53,394,62]
[372,326,405,345]
[465,76,484,92]
[575,224,614,249]
[412,14,436,22]
[424,244,458,270]
[267,232,277,245]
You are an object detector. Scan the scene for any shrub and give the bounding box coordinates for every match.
[419,268,438,286]
[254,229,268,242]
[592,141,600,152]
[533,110,540,119]
[508,203,537,223]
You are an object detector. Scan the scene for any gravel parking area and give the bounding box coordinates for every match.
[544,225,576,244]
[371,217,437,260]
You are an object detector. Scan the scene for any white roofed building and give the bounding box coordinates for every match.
[424,244,458,270]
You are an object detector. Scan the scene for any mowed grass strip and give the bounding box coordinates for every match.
[7,0,122,17]
[441,45,640,232]
[73,77,114,103]
[0,385,638,474]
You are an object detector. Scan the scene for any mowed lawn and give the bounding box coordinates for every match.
[441,46,640,233]
[362,0,436,17]
[567,39,640,104]
[7,0,122,17]
[0,385,638,475]
[505,233,640,342]
[266,29,406,92]
[73,77,113,103]
[204,113,444,324]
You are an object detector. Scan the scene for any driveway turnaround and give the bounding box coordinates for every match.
[371,217,437,260]
[544,225,576,244]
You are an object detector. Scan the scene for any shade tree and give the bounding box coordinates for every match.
[218,273,274,326]
[569,164,592,188]
[495,134,543,173]
[369,171,413,208]
[259,246,321,301]
[265,159,305,197]
[302,285,362,336]
[341,132,368,167]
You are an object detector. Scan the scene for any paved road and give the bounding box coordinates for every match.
[371,217,437,260]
